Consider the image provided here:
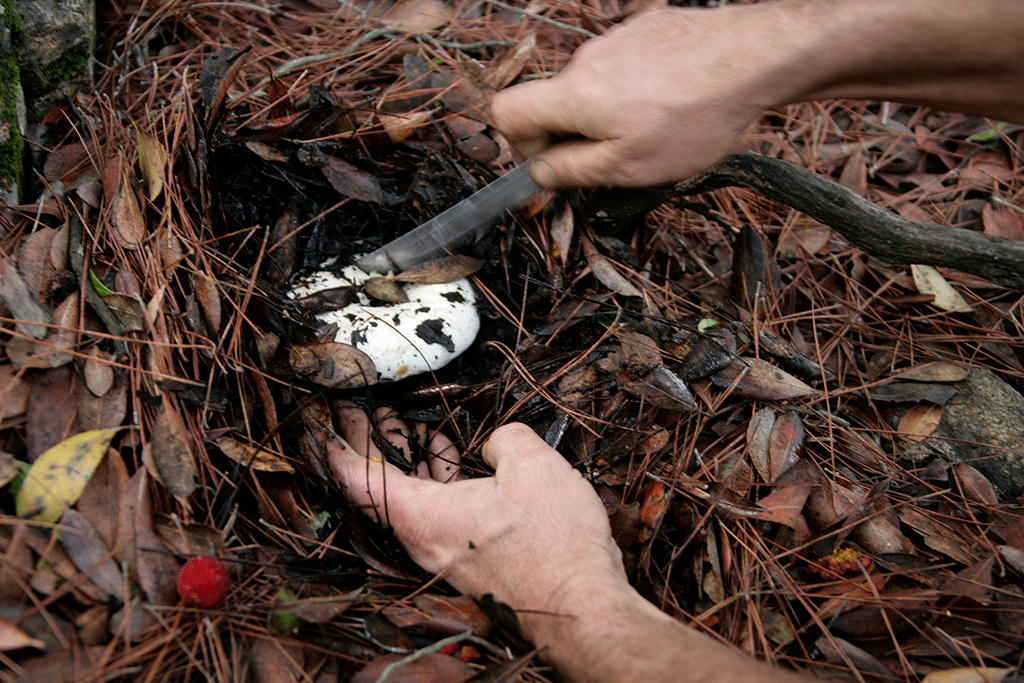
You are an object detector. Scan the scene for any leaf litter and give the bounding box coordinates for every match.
[1,0,1024,682]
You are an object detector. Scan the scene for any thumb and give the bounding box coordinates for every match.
[482,422,569,472]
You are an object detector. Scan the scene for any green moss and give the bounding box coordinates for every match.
[1,0,23,36]
[41,42,90,88]
[0,51,23,201]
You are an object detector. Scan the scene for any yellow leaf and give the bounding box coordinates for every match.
[216,437,295,473]
[134,124,167,202]
[15,428,122,523]
[911,264,973,313]
[923,668,1013,683]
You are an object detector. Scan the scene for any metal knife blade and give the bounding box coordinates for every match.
[356,163,541,273]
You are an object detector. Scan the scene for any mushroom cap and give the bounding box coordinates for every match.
[290,262,480,382]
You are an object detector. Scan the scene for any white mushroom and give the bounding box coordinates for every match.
[289,260,480,382]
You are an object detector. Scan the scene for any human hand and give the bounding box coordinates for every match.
[328,405,629,638]
[490,4,805,188]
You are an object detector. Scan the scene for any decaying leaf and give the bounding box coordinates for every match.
[149,400,198,498]
[0,256,52,340]
[289,342,378,388]
[60,509,126,600]
[215,436,295,473]
[747,407,775,483]
[711,357,817,401]
[134,123,168,202]
[393,255,483,284]
[581,236,642,297]
[897,403,943,443]
[364,277,409,303]
[893,361,970,383]
[320,156,383,204]
[380,0,451,32]
[768,411,804,481]
[911,264,973,313]
[111,166,146,249]
[84,348,115,397]
[15,428,123,523]
[922,668,1013,683]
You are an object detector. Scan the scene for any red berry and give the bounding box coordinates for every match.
[177,557,231,608]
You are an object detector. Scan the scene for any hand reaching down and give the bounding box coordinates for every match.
[328,406,811,683]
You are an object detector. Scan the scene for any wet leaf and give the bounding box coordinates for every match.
[897,403,942,443]
[215,436,295,473]
[640,481,669,529]
[954,463,998,506]
[393,255,483,284]
[981,202,1024,241]
[149,400,198,498]
[15,428,123,523]
[911,264,973,313]
[747,407,775,483]
[194,272,221,335]
[134,124,167,202]
[364,277,410,303]
[711,357,817,401]
[755,483,814,527]
[289,342,378,388]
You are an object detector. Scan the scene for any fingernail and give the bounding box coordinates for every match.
[530,158,557,188]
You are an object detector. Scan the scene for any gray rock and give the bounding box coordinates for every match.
[11,0,95,120]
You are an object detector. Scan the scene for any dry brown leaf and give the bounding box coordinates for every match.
[838,148,867,196]
[118,468,180,606]
[17,227,57,300]
[149,399,198,498]
[25,366,80,461]
[0,616,45,652]
[892,361,969,383]
[352,653,474,683]
[364,277,409,303]
[379,110,434,143]
[0,363,30,426]
[59,509,125,600]
[711,357,817,401]
[485,32,537,89]
[981,202,1024,240]
[755,483,814,527]
[103,292,146,332]
[954,463,998,506]
[153,520,224,558]
[77,448,128,551]
[84,348,115,397]
[393,254,484,284]
[110,166,146,249]
[321,156,383,204]
[194,272,221,336]
[289,342,378,388]
[923,669,1014,683]
[0,256,51,340]
[550,202,574,268]
[897,403,942,443]
[768,411,804,481]
[215,436,294,473]
[79,372,127,432]
[911,264,972,313]
[134,123,167,201]
[581,235,642,297]
[747,407,775,483]
[380,0,451,32]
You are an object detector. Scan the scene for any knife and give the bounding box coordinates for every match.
[356,162,541,273]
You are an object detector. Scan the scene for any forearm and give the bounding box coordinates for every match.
[521,577,809,683]
[774,0,1024,121]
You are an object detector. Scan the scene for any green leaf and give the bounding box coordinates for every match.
[968,122,1008,143]
[697,317,719,333]
[88,270,115,296]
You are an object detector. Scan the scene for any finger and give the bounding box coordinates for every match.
[426,430,460,483]
[491,79,584,148]
[374,406,412,461]
[327,438,428,521]
[335,403,383,461]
